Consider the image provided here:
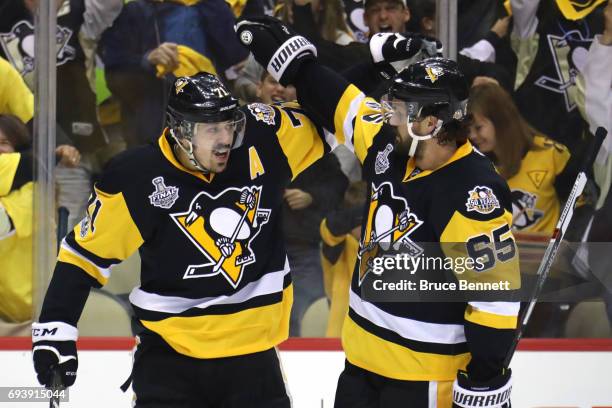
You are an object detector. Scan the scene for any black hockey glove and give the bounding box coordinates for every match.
[32,322,78,388]
[452,368,512,408]
[369,32,443,79]
[327,206,363,236]
[235,16,317,86]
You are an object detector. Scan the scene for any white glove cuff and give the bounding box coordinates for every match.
[369,33,395,63]
[32,322,79,342]
[267,36,317,82]
[452,374,512,408]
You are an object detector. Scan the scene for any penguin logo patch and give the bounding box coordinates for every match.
[466,186,500,215]
[170,186,271,288]
[149,177,179,209]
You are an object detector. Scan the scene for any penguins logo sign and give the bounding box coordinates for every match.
[358,182,424,284]
[170,186,271,288]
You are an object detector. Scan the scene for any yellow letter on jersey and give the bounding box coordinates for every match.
[249,146,265,180]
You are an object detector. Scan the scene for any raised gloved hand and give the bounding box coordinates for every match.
[235,16,317,86]
[369,32,443,79]
[452,369,512,407]
[32,322,78,388]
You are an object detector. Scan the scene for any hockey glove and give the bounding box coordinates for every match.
[452,369,512,408]
[235,16,317,86]
[369,32,443,79]
[32,322,78,388]
[326,205,363,236]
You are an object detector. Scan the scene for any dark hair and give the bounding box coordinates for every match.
[436,114,473,147]
[0,114,31,151]
[468,83,540,179]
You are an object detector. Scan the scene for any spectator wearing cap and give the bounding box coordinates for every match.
[362,0,410,36]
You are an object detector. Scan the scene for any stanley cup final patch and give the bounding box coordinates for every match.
[466,186,500,214]
[149,177,179,209]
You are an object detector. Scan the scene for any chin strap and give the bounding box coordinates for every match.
[406,118,443,157]
[169,129,211,174]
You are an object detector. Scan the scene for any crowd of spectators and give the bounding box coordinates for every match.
[0,0,610,338]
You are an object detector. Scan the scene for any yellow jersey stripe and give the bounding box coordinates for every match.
[465,305,518,330]
[141,284,293,358]
[58,243,110,285]
[436,380,453,408]
[342,315,470,381]
[275,106,326,180]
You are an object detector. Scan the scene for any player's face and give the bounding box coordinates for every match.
[364,0,410,35]
[469,112,496,153]
[387,99,434,144]
[191,121,236,173]
[0,130,15,154]
[258,74,286,104]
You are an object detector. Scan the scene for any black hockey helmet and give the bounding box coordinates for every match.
[166,72,246,172]
[167,72,240,124]
[384,57,468,125]
[381,58,469,156]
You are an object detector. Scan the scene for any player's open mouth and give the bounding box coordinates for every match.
[214,149,230,159]
[379,24,392,32]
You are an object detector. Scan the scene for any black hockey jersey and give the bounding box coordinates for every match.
[295,65,520,381]
[51,101,331,358]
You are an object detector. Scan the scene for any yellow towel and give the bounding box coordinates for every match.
[156,45,217,78]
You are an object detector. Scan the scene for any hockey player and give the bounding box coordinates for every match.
[31,72,336,407]
[236,17,520,407]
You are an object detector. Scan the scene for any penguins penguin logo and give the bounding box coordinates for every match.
[511,189,543,230]
[171,186,271,288]
[358,182,424,284]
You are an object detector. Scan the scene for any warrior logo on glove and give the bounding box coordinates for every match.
[171,186,271,288]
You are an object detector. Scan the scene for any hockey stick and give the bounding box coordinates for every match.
[212,189,254,272]
[48,370,63,408]
[504,127,607,367]
[49,207,69,407]
[358,225,402,256]
[56,207,69,253]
